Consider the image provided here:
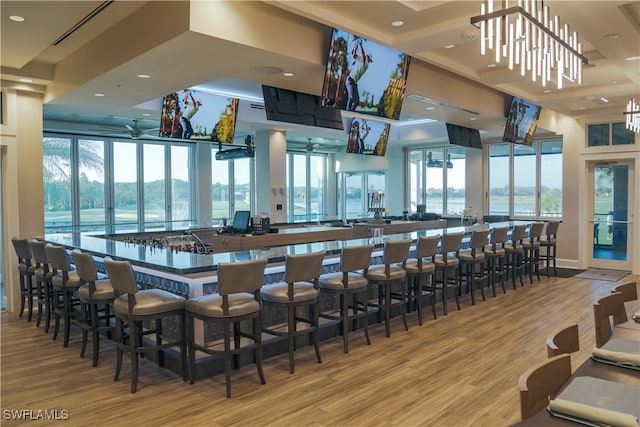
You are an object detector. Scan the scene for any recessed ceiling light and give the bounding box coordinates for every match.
[487,64,496,68]
[603,33,619,39]
[93,93,105,97]
[469,117,477,121]
[543,90,552,93]
[283,72,295,77]
[600,97,609,103]
[425,106,436,110]
[391,20,404,27]
[444,44,455,49]
[611,80,618,84]
[9,15,24,22]
[626,56,640,62]
[19,78,33,83]
[137,74,151,79]
[142,113,150,117]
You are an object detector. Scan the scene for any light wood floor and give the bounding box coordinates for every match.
[2,272,638,427]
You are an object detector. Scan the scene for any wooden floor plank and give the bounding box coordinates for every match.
[1,273,638,426]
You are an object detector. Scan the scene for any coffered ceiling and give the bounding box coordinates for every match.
[1,0,639,150]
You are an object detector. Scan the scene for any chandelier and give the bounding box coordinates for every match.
[470,0,588,89]
[624,99,640,133]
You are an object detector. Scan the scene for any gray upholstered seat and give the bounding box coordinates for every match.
[405,235,440,325]
[318,244,373,353]
[104,257,187,393]
[46,243,82,348]
[262,281,318,303]
[186,258,267,397]
[186,292,260,318]
[262,251,325,373]
[72,249,115,367]
[367,239,411,337]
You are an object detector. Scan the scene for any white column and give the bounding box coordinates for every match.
[255,130,287,222]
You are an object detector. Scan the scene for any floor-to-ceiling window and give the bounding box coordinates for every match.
[43,133,195,233]
[338,171,385,220]
[487,138,563,218]
[406,146,466,215]
[286,152,326,222]
[211,148,254,222]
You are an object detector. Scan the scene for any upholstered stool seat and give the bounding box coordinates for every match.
[367,239,411,337]
[187,258,267,398]
[262,251,325,374]
[105,258,187,393]
[405,235,440,325]
[262,282,318,303]
[319,245,373,353]
[77,281,114,300]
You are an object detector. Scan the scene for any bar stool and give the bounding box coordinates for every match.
[46,244,82,347]
[540,221,560,277]
[318,244,373,353]
[30,240,54,332]
[523,222,545,283]
[71,250,115,367]
[458,228,490,305]
[11,238,36,321]
[434,232,464,315]
[261,251,325,374]
[104,258,187,393]
[186,258,267,398]
[405,235,440,325]
[367,239,412,337]
[483,227,508,296]
[504,225,526,290]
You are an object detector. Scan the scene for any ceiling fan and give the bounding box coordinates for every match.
[91,118,159,139]
[306,138,318,152]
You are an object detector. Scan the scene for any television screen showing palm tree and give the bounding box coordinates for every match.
[159,89,239,143]
[346,118,390,156]
[322,28,411,120]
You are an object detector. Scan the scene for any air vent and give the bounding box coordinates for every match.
[250,103,265,110]
[52,1,115,46]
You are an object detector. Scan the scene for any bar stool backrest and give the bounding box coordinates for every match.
[491,227,508,247]
[30,240,49,268]
[45,244,72,275]
[416,235,440,260]
[383,239,411,266]
[217,258,267,296]
[284,251,326,284]
[546,221,560,237]
[470,229,490,250]
[11,238,32,265]
[104,257,138,298]
[442,232,464,254]
[71,249,100,282]
[341,245,373,273]
[529,222,545,240]
[511,225,527,243]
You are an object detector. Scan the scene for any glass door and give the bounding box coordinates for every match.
[589,161,634,270]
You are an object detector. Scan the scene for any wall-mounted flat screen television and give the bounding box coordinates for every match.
[321,28,411,120]
[159,89,239,143]
[346,118,390,156]
[502,97,541,146]
[261,85,343,130]
[446,123,482,149]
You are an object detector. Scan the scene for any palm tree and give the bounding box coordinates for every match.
[43,138,104,182]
